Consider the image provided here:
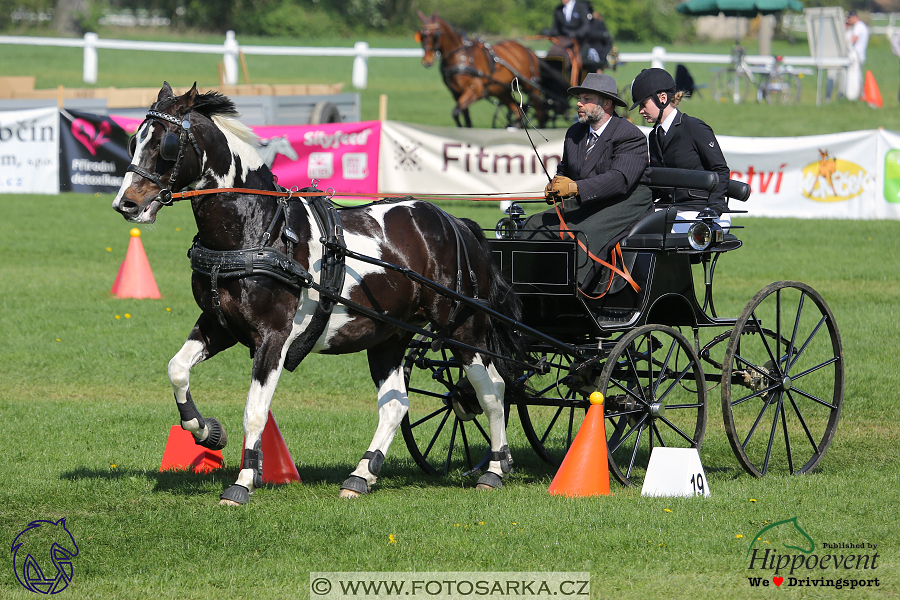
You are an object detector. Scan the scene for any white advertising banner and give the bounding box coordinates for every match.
[379,121,900,220]
[0,108,59,195]
[379,121,565,197]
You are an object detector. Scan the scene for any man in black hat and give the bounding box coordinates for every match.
[522,72,652,290]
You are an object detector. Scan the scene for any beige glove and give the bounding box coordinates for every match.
[544,176,578,203]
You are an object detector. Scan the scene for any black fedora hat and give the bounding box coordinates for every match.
[568,73,627,108]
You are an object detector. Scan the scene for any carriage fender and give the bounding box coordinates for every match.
[645,292,697,328]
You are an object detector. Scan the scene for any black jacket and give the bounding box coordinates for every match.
[649,110,730,210]
[549,0,594,41]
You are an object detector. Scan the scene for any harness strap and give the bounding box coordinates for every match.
[550,199,641,297]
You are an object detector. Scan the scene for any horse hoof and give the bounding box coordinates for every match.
[219,484,250,505]
[197,417,227,451]
[339,475,370,499]
[475,471,503,490]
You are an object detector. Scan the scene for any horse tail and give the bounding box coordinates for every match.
[459,218,531,401]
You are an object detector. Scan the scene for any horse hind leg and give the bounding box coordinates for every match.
[168,316,236,451]
[339,344,411,499]
[463,355,512,490]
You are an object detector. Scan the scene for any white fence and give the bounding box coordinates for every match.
[0,30,849,90]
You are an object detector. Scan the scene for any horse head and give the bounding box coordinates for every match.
[416,11,444,68]
[112,82,264,224]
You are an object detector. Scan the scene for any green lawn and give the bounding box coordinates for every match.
[1,28,899,599]
[0,194,898,598]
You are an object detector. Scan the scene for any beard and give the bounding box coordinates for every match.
[578,104,605,126]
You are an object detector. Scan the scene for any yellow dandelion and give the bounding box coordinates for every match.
[512,522,517,526]
[115,315,121,320]
[664,508,672,513]
[454,524,460,527]
[166,307,171,312]
[479,521,485,525]
[750,498,757,502]
[176,227,181,232]
[110,464,117,469]
[56,338,61,342]
[124,313,131,319]
[388,534,396,544]
[736,534,744,538]
[106,247,112,252]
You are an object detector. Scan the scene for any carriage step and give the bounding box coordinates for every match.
[594,309,637,325]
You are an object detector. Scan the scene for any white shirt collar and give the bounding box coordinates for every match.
[591,116,612,137]
[659,108,678,133]
[564,1,576,21]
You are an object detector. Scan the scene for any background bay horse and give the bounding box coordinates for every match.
[112,83,527,505]
[417,12,546,128]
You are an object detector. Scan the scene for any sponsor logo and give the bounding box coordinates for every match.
[800,149,871,202]
[11,518,79,594]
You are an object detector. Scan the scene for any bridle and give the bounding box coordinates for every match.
[126,108,201,206]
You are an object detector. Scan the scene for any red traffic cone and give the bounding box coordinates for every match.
[242,410,301,484]
[863,70,883,109]
[159,426,224,473]
[111,228,161,299]
[548,392,610,497]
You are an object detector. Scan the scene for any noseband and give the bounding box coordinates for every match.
[126,109,201,206]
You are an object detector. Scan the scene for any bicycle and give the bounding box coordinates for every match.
[711,45,805,105]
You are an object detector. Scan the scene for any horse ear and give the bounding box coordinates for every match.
[185,82,199,107]
[418,10,426,22]
[158,81,174,102]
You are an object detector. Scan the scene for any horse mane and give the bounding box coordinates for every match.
[191,91,260,148]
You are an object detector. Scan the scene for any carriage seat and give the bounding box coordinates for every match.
[620,168,749,252]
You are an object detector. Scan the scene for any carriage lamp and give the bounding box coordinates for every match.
[495,203,526,239]
[687,208,724,251]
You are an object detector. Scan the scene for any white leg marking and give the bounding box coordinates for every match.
[464,356,509,478]
[233,369,284,491]
[350,367,409,486]
[168,339,207,437]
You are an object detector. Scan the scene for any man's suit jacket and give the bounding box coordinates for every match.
[550,0,593,41]
[522,115,651,288]
[558,116,651,205]
[649,110,730,209]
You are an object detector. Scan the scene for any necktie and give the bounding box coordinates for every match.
[585,133,597,157]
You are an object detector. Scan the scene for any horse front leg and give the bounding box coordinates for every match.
[220,331,291,506]
[339,342,411,499]
[464,355,512,490]
[168,313,237,450]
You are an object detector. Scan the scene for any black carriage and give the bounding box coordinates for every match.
[401,168,844,488]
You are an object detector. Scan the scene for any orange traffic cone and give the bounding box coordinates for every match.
[242,410,301,484]
[159,425,224,473]
[548,392,610,497]
[111,228,161,299]
[863,70,883,109]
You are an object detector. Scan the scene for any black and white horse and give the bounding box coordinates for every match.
[111,83,526,504]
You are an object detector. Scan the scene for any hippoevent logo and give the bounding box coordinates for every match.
[801,149,872,202]
[745,517,880,590]
[11,518,79,594]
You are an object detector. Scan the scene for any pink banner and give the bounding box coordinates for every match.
[110,116,380,197]
[254,121,380,196]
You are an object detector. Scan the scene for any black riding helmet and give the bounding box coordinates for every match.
[629,68,677,111]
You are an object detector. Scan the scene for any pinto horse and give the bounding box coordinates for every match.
[417,12,546,128]
[112,83,527,504]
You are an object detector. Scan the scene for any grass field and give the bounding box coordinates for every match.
[1,28,900,598]
[2,31,900,136]
[0,193,899,598]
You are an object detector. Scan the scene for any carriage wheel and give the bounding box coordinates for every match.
[517,351,591,467]
[721,281,843,477]
[400,336,508,476]
[599,324,708,487]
